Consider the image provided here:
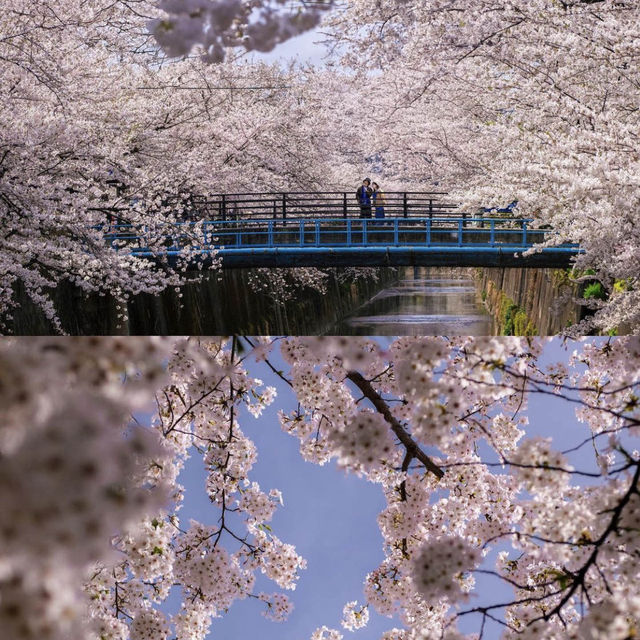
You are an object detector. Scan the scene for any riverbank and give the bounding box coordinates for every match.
[9,269,399,335]
[475,268,583,335]
[11,266,586,336]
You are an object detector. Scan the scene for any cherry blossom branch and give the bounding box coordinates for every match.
[541,460,640,622]
[345,371,444,479]
[441,459,611,478]
[446,369,640,429]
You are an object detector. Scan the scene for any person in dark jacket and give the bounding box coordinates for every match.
[356,178,373,218]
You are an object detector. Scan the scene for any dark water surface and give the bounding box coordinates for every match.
[330,267,493,335]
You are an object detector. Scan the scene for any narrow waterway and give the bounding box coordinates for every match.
[330,267,493,335]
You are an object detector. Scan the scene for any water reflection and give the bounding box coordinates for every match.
[330,267,493,335]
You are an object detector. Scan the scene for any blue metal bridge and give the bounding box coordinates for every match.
[98,191,580,268]
[105,216,580,269]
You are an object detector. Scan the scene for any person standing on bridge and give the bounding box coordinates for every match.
[356,178,372,218]
[372,182,386,218]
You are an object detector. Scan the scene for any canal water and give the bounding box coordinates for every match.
[330,267,493,335]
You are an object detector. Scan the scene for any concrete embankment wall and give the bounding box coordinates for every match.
[10,269,398,336]
[475,268,584,335]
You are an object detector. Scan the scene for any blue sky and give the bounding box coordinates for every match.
[175,349,394,639]
[250,25,331,66]
[171,339,604,639]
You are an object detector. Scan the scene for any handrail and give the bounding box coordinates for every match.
[101,217,577,253]
[200,191,450,197]
[100,216,536,230]
[98,215,580,270]
[95,191,465,223]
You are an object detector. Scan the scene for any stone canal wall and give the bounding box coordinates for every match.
[475,268,584,335]
[12,266,587,336]
[10,268,399,335]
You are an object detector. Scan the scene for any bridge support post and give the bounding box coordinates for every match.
[458,219,463,246]
[282,193,287,220]
[299,221,304,247]
[522,220,528,247]
[403,192,408,218]
[490,220,495,246]
[343,193,347,218]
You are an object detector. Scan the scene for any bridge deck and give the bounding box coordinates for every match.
[104,217,580,269]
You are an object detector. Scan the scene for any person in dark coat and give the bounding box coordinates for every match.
[356,178,373,218]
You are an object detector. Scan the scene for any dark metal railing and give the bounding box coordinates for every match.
[206,191,453,221]
[95,191,461,224]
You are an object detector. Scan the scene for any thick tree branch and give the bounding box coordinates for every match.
[346,371,444,479]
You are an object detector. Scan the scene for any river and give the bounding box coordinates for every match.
[330,267,493,335]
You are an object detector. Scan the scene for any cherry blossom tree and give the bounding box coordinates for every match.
[1,336,640,639]
[320,0,640,334]
[1,0,345,333]
[0,336,303,640]
[5,0,640,334]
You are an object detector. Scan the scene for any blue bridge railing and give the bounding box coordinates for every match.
[102,217,580,269]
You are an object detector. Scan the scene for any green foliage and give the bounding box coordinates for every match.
[513,309,536,336]
[502,302,518,335]
[613,279,631,294]
[551,268,572,287]
[576,268,597,277]
[498,292,537,336]
[548,568,573,591]
[583,282,607,301]
[564,267,596,282]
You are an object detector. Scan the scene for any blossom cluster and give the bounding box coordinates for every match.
[311,626,344,640]
[259,592,294,622]
[324,0,640,333]
[1,0,348,333]
[329,410,396,470]
[2,337,640,640]
[0,338,306,640]
[341,600,369,630]
[0,338,173,639]
[411,537,479,602]
[281,337,640,638]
